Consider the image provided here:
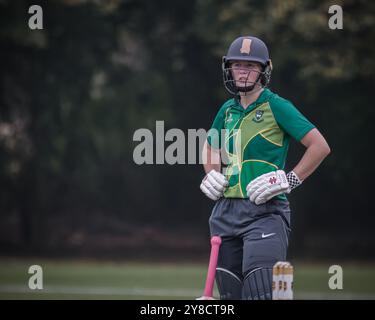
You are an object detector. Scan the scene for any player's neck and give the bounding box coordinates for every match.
[239,87,264,109]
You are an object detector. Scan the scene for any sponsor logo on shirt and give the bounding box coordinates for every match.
[226,113,233,123]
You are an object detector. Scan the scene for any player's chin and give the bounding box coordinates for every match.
[235,81,247,87]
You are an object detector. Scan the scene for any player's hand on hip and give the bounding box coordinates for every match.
[246,170,291,205]
[200,170,228,201]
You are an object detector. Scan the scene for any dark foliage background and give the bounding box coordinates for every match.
[0,0,374,260]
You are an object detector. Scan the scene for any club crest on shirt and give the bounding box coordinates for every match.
[252,110,264,123]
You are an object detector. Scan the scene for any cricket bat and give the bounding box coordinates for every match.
[196,235,222,300]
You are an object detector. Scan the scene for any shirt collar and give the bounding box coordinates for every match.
[232,89,272,112]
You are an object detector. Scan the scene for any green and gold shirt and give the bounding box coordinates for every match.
[207,89,315,199]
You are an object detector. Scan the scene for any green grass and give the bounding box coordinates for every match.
[0,258,374,299]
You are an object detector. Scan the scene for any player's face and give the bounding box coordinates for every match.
[230,61,262,88]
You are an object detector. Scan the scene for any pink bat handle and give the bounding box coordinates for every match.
[203,236,222,298]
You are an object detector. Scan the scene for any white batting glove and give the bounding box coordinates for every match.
[246,170,302,205]
[200,170,228,201]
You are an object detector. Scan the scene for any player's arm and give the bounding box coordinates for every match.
[200,141,228,201]
[202,140,221,174]
[292,128,331,181]
[247,128,330,204]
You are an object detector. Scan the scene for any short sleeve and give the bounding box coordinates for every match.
[271,96,315,141]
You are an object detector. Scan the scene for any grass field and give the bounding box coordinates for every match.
[0,258,374,300]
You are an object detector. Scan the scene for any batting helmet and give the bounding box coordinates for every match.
[222,36,273,95]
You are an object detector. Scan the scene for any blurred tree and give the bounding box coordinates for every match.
[0,0,374,258]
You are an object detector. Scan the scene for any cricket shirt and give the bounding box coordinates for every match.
[207,88,315,199]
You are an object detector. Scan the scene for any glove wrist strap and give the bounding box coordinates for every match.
[286,171,302,191]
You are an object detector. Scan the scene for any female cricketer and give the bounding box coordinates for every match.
[200,36,331,300]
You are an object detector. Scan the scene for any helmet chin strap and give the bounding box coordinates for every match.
[238,83,263,95]
[236,72,263,94]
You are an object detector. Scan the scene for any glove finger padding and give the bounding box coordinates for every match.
[247,170,290,204]
[209,170,228,187]
[249,181,269,202]
[247,172,274,201]
[202,178,222,198]
[246,172,272,191]
[206,174,226,192]
[200,181,220,200]
[246,172,274,192]
[254,184,284,205]
[200,170,229,201]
